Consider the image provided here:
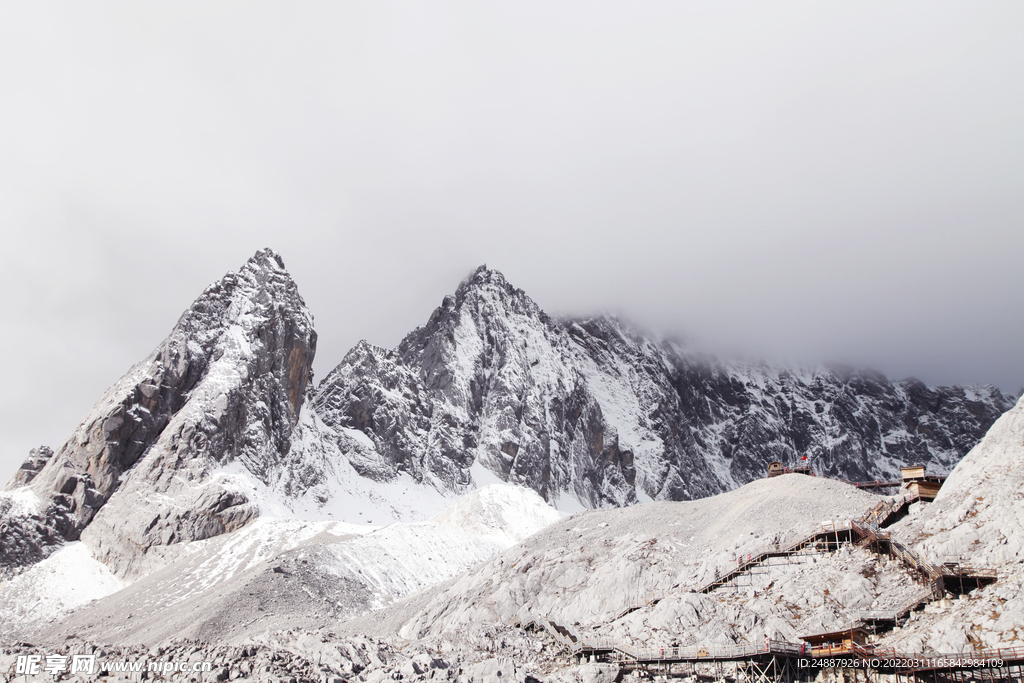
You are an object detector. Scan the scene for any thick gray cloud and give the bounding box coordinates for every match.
[2,2,1022,479]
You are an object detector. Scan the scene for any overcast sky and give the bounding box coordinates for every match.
[1,2,1022,480]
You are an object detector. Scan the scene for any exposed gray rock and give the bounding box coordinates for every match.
[460,656,527,683]
[5,446,53,490]
[1,248,316,578]
[42,542,379,646]
[312,268,638,509]
[0,499,68,577]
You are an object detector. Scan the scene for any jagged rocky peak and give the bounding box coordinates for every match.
[1,248,317,578]
[397,264,552,383]
[412,265,546,336]
[454,263,529,303]
[5,446,53,490]
[2,258,1014,579]
[310,264,634,509]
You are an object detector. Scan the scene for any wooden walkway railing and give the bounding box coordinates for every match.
[694,521,850,595]
[856,586,938,625]
[571,636,1024,670]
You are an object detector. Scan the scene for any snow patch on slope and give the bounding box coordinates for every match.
[231,406,459,525]
[429,485,563,546]
[316,523,506,610]
[31,486,560,646]
[0,487,42,518]
[155,517,374,607]
[0,542,123,639]
[145,486,557,616]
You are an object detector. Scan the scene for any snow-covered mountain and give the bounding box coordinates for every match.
[0,252,1013,587]
[305,264,1013,511]
[879,393,1024,652]
[0,253,1019,683]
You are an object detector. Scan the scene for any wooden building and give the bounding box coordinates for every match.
[767,461,813,478]
[801,626,868,655]
[900,464,927,481]
[899,464,946,500]
[906,479,943,501]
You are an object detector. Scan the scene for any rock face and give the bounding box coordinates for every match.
[309,266,1014,509]
[1,249,316,578]
[900,393,1024,568]
[881,394,1024,652]
[5,446,54,490]
[311,268,631,509]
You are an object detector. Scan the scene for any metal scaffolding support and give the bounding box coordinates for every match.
[585,642,1024,683]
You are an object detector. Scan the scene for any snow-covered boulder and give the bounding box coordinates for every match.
[882,394,1024,653]
[917,394,1024,568]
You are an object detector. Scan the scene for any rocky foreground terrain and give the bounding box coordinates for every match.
[0,249,1019,681]
[1,394,1021,682]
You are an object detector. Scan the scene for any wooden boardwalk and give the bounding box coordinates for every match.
[530,617,1024,681]
[574,638,1024,682]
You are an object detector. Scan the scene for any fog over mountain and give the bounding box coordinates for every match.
[1,2,1022,479]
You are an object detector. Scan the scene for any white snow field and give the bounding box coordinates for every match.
[19,484,561,645]
[0,486,41,518]
[342,475,887,641]
[246,406,468,525]
[430,485,564,546]
[0,542,123,641]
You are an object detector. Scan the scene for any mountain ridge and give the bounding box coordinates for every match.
[1,253,1014,583]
